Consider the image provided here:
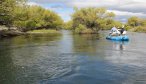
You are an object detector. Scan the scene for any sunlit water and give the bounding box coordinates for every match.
[0,30,146,84]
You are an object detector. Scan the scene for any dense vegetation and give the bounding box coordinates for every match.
[65,8,146,33]
[63,21,73,30]
[126,16,146,32]
[0,0,63,32]
[27,29,61,35]
[1,0,146,37]
[64,7,123,34]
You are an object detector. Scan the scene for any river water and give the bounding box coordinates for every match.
[0,30,146,84]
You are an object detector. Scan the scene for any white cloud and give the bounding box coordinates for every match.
[66,0,119,8]
[28,0,146,22]
[27,2,39,6]
[133,0,146,3]
[28,0,146,13]
[107,10,146,22]
[108,10,146,16]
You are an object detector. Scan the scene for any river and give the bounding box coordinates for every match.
[0,30,146,84]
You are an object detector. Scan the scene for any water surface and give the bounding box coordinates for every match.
[0,30,146,84]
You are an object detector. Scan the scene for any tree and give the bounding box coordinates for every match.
[0,0,16,26]
[63,20,73,30]
[113,21,123,28]
[71,7,116,32]
[0,0,26,26]
[0,0,63,31]
[139,19,146,26]
[13,5,63,31]
[127,16,140,27]
[106,12,115,19]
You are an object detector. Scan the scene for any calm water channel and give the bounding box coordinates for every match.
[0,30,146,84]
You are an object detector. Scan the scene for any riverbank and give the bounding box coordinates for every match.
[0,26,22,38]
[0,30,25,38]
[0,26,61,38]
[128,26,146,33]
[27,29,61,35]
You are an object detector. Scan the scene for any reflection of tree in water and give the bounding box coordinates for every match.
[72,34,100,53]
[0,41,17,84]
[112,41,129,50]
[9,34,62,46]
[0,39,39,84]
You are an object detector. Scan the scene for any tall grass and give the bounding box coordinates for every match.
[27,29,61,35]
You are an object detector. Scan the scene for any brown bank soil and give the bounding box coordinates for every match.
[0,30,25,38]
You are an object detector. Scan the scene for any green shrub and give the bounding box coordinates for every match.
[81,29,96,34]
[27,29,61,36]
[72,7,116,32]
[13,21,26,29]
[75,24,86,34]
[26,20,36,29]
[125,26,132,31]
[27,29,59,33]
[103,24,113,30]
[63,21,73,30]
[134,26,146,32]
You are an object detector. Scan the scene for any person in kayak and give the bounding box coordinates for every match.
[120,26,126,35]
[109,26,120,36]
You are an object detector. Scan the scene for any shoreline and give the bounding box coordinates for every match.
[0,29,62,39]
[1,28,146,39]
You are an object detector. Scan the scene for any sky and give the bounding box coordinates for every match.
[28,0,146,22]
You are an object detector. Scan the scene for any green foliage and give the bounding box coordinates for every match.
[75,24,86,34]
[81,29,95,34]
[0,0,63,32]
[139,19,146,26]
[126,16,146,32]
[72,7,116,33]
[0,0,17,25]
[13,6,63,31]
[27,29,61,34]
[125,25,132,31]
[63,21,73,30]
[113,21,123,28]
[133,26,146,32]
[127,16,140,27]
[74,24,96,34]
[106,12,115,18]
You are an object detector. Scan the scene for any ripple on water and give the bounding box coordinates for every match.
[1,31,146,84]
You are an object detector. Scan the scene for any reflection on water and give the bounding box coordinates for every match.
[110,41,129,50]
[0,30,146,84]
[72,34,100,53]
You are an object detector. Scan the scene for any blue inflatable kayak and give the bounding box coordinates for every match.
[106,35,129,41]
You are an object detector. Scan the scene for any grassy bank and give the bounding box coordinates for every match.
[0,30,24,38]
[0,25,62,38]
[74,24,98,34]
[27,29,61,35]
[74,28,98,34]
[128,26,146,33]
